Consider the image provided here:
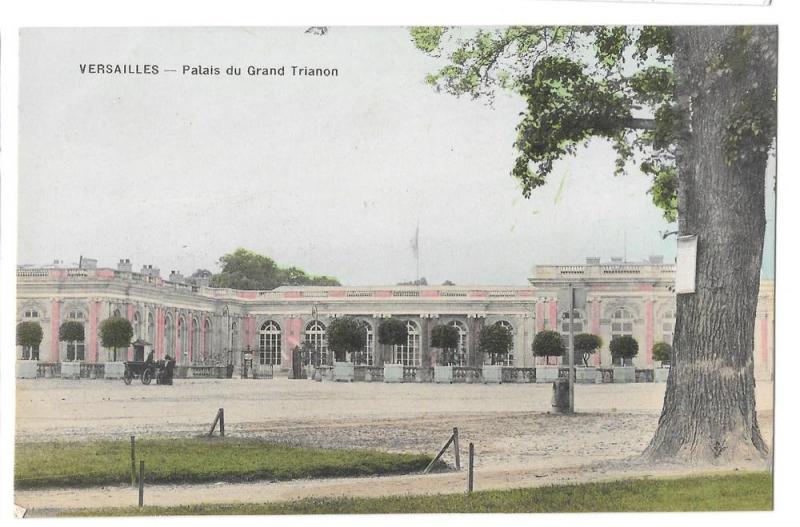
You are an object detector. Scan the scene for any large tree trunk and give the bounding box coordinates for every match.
[643,26,777,464]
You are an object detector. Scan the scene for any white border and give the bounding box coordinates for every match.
[1,1,797,527]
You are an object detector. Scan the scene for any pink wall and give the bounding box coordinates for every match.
[50,299,61,361]
[535,303,544,332]
[591,301,601,366]
[645,301,655,366]
[88,301,99,362]
[549,301,558,332]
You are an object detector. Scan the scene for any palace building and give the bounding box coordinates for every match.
[15,256,775,379]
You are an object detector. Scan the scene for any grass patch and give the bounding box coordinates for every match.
[61,472,772,516]
[15,437,440,489]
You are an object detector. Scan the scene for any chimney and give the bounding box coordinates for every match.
[117,258,133,272]
[169,270,185,283]
[140,264,160,278]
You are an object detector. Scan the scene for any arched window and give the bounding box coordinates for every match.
[494,320,515,366]
[393,321,420,366]
[305,321,327,365]
[178,316,188,362]
[23,308,40,319]
[662,309,676,346]
[165,314,175,358]
[611,308,634,338]
[203,319,212,361]
[361,321,374,365]
[147,312,155,344]
[259,321,282,365]
[133,312,141,340]
[231,321,240,353]
[448,320,468,366]
[191,317,200,363]
[65,310,85,361]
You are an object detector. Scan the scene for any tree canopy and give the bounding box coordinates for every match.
[574,333,602,366]
[479,323,514,365]
[100,316,134,361]
[58,321,84,342]
[610,335,639,363]
[17,321,44,348]
[210,248,341,290]
[652,341,673,365]
[532,330,565,365]
[326,317,367,362]
[378,319,408,346]
[431,324,460,365]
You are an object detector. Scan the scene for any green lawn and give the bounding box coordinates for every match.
[62,472,772,516]
[15,437,440,489]
[63,473,772,516]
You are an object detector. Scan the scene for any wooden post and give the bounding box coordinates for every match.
[219,408,225,437]
[208,409,221,437]
[138,460,144,507]
[453,427,461,471]
[468,442,474,493]
[423,433,454,474]
[130,436,136,486]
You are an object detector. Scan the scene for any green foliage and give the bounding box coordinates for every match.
[532,330,565,360]
[326,317,367,362]
[58,321,84,343]
[377,319,408,346]
[210,248,341,290]
[66,473,773,515]
[652,341,673,364]
[573,333,602,366]
[16,321,43,348]
[479,323,514,365]
[431,324,460,365]
[15,438,438,490]
[610,335,639,362]
[99,316,134,350]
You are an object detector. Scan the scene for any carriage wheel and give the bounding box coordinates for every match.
[123,370,133,385]
[142,369,153,385]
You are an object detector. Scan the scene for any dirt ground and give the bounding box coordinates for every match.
[14,378,774,513]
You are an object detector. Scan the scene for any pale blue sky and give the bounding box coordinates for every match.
[18,27,775,284]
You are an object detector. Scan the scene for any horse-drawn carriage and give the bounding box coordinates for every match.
[123,355,176,385]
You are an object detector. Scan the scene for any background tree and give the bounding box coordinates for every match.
[574,333,602,367]
[479,324,514,365]
[431,324,460,365]
[397,277,428,286]
[378,319,408,363]
[326,317,367,363]
[100,316,134,362]
[532,330,565,366]
[652,341,673,366]
[609,335,639,366]
[16,321,43,360]
[210,248,341,290]
[413,25,776,463]
[58,321,85,361]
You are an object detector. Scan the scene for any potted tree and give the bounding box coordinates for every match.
[479,323,513,383]
[652,341,673,382]
[326,317,366,382]
[609,335,639,383]
[378,318,408,382]
[58,320,85,379]
[100,316,134,379]
[573,333,602,384]
[16,321,43,379]
[532,330,564,383]
[431,324,460,383]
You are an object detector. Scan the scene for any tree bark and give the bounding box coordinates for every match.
[643,27,776,464]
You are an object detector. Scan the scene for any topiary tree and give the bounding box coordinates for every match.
[574,333,602,367]
[652,341,673,366]
[610,335,639,366]
[17,321,43,360]
[59,320,85,361]
[532,330,565,366]
[431,324,460,365]
[100,316,134,362]
[326,317,367,363]
[479,323,514,365]
[378,319,408,364]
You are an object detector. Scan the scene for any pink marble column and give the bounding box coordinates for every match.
[88,300,99,362]
[156,308,165,359]
[174,312,180,360]
[200,317,206,361]
[645,300,655,366]
[591,300,601,366]
[50,299,62,362]
[535,303,544,332]
[549,301,558,330]
[188,316,194,363]
[126,304,134,361]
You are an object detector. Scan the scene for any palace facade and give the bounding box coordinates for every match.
[15,256,775,379]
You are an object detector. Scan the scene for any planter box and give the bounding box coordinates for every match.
[613,366,636,383]
[61,362,81,380]
[16,361,38,379]
[253,364,274,379]
[104,362,126,379]
[333,362,354,382]
[434,365,454,384]
[483,365,503,384]
[654,367,670,383]
[383,364,404,383]
[575,366,598,384]
[535,365,560,384]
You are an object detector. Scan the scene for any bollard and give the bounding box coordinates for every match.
[130,436,136,486]
[468,443,474,493]
[551,378,570,414]
[138,460,144,507]
[219,408,225,437]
